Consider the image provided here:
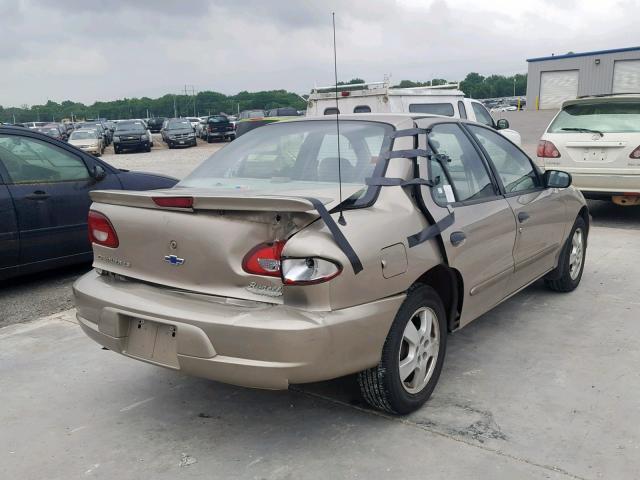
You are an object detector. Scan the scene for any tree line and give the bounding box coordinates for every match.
[1,72,527,123]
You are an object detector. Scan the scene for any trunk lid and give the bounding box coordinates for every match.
[89,189,329,303]
[550,132,638,172]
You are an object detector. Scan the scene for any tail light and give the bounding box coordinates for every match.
[242,241,286,277]
[152,196,194,208]
[242,241,342,285]
[282,258,342,285]
[630,145,640,159]
[88,210,119,248]
[537,140,561,158]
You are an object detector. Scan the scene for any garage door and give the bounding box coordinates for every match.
[613,59,640,93]
[539,70,579,109]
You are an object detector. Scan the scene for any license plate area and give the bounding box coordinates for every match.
[582,148,607,162]
[125,318,179,368]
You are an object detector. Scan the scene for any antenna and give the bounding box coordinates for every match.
[332,12,346,226]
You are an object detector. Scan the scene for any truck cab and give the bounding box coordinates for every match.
[306,81,522,146]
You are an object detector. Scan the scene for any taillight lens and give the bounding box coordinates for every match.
[537,140,561,158]
[282,258,342,285]
[152,196,193,208]
[630,146,640,159]
[88,210,119,248]
[242,241,286,277]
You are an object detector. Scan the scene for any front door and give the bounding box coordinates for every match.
[465,125,565,291]
[415,120,518,327]
[0,172,19,277]
[0,133,119,266]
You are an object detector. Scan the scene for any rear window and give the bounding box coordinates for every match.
[207,116,228,123]
[178,120,392,199]
[408,103,455,116]
[549,102,640,133]
[354,105,371,113]
[324,107,340,115]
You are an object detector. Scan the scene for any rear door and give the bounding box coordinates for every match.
[467,124,565,291]
[415,120,518,326]
[0,169,19,277]
[0,132,120,265]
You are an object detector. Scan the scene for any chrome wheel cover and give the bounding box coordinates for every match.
[569,228,584,281]
[398,307,440,394]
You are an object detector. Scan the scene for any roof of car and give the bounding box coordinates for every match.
[564,93,640,107]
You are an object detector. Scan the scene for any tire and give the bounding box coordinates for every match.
[145,144,151,152]
[544,216,587,292]
[114,147,120,155]
[358,285,447,414]
[207,135,212,143]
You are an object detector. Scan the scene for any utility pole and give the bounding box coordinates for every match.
[513,78,516,97]
[173,96,177,118]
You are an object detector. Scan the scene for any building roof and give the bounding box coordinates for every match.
[527,46,640,63]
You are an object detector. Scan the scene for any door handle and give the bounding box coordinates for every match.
[450,231,466,246]
[25,190,50,200]
[518,211,530,223]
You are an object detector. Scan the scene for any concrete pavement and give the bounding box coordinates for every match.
[1,226,638,479]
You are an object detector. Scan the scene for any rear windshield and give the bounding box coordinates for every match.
[207,116,229,123]
[408,103,455,116]
[70,131,97,140]
[178,120,392,199]
[549,102,640,133]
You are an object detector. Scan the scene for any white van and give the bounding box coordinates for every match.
[306,81,522,146]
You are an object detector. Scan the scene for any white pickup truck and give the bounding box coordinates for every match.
[306,81,522,146]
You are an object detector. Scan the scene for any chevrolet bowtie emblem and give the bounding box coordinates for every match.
[164,254,185,266]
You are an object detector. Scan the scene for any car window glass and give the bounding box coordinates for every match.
[353,105,371,113]
[426,123,496,203]
[324,107,339,115]
[471,103,495,127]
[409,103,455,116]
[467,125,540,193]
[458,101,467,119]
[0,134,89,184]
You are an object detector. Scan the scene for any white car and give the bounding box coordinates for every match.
[537,94,640,206]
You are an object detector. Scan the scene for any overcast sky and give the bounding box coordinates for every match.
[0,0,637,107]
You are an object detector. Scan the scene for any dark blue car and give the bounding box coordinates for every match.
[0,125,177,280]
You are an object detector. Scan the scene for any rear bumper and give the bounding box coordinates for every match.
[73,271,403,389]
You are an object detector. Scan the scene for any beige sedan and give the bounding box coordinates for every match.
[68,129,104,156]
[74,114,588,414]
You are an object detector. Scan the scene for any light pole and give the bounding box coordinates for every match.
[513,78,516,97]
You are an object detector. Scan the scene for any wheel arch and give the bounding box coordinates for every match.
[412,264,463,332]
[578,205,590,236]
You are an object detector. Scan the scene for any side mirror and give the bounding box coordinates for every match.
[496,118,510,130]
[92,164,107,182]
[544,170,571,189]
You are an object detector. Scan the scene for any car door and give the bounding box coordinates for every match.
[414,120,518,327]
[0,168,19,278]
[0,132,120,266]
[465,124,566,292]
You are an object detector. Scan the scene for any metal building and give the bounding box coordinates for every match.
[526,46,640,109]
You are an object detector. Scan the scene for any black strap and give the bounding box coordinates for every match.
[407,209,455,248]
[365,177,434,187]
[391,128,430,138]
[304,197,363,274]
[382,149,429,160]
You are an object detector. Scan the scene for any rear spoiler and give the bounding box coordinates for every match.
[90,190,327,213]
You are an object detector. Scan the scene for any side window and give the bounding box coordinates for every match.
[471,102,495,127]
[324,107,339,115]
[426,123,496,204]
[458,101,467,119]
[0,134,89,184]
[467,125,541,193]
[409,103,455,116]
[353,105,371,113]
